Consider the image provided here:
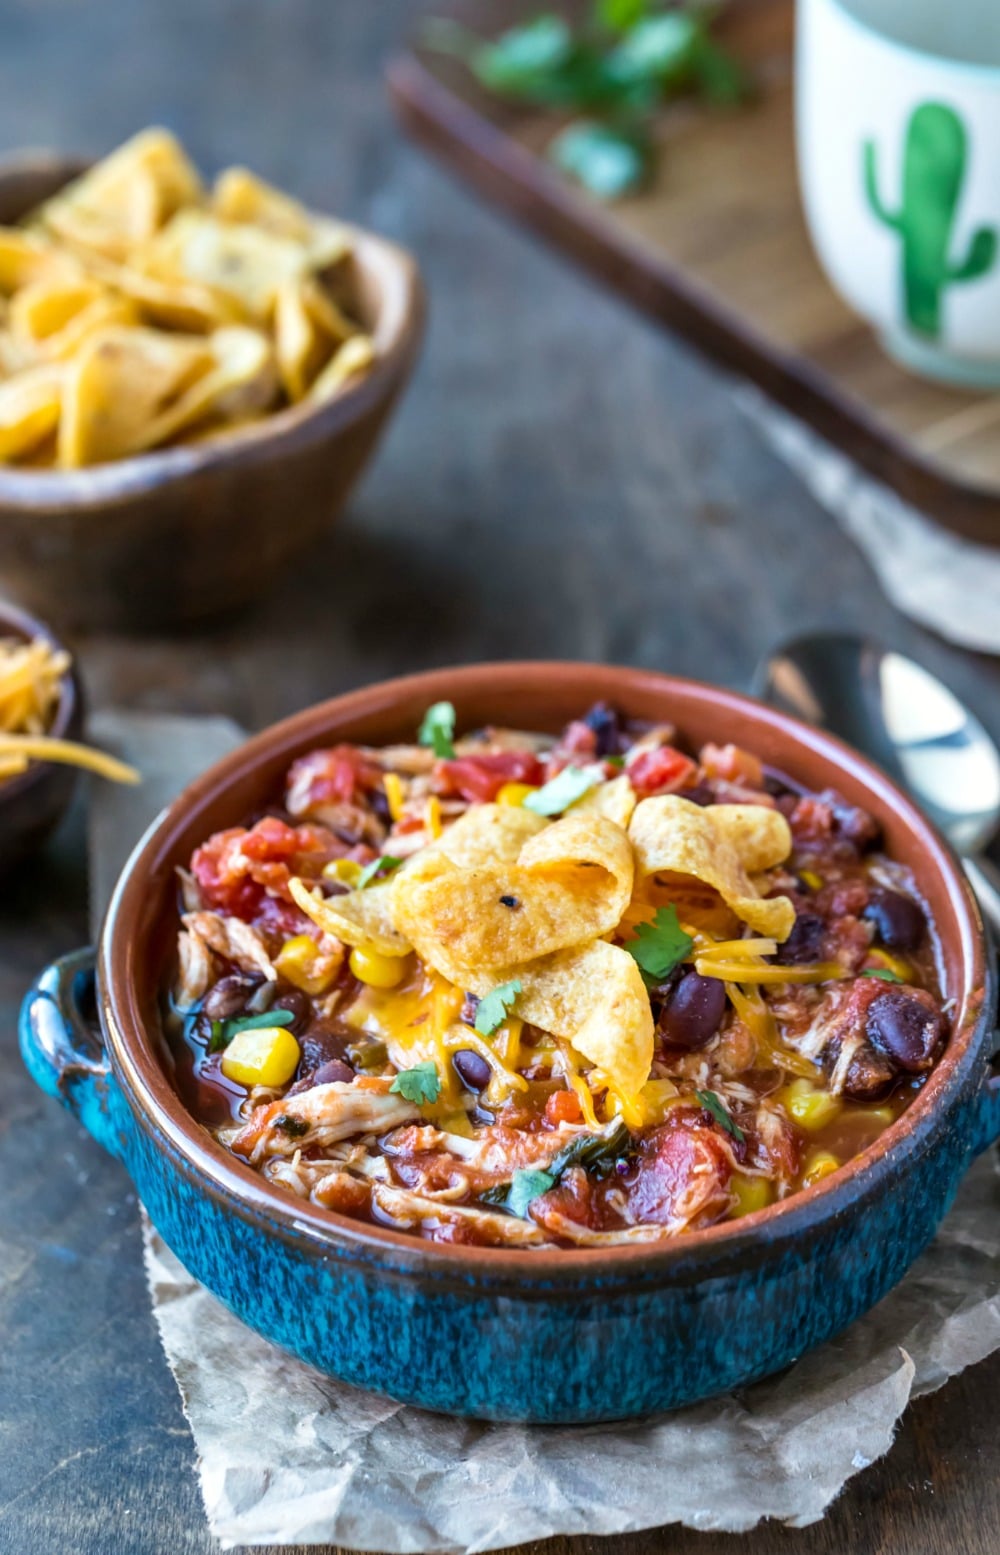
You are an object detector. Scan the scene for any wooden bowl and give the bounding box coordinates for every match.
[0,155,425,631]
[0,599,82,870]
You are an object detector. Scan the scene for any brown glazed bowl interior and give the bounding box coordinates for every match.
[0,154,425,633]
[0,598,82,870]
[102,660,990,1275]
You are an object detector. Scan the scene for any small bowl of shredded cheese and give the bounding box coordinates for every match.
[0,601,137,867]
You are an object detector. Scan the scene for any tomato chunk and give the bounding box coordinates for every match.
[627,746,697,799]
[435,751,544,803]
[625,1111,732,1228]
[285,745,383,814]
[545,1089,583,1126]
[191,816,343,924]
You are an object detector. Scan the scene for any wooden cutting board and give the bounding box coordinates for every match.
[389,0,1000,546]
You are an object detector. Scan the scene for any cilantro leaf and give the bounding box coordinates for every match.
[547,1116,630,1179]
[691,34,750,105]
[861,967,905,983]
[695,1088,745,1142]
[207,1007,295,1054]
[523,764,599,816]
[550,121,648,198]
[474,978,522,1035]
[482,1118,632,1218]
[624,904,693,983]
[597,0,649,34]
[483,1167,556,1218]
[390,1061,442,1105]
[607,11,699,85]
[508,1168,557,1218]
[356,854,403,890]
[418,700,456,759]
[474,14,574,94]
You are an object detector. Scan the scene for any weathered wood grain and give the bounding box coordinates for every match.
[0,3,998,1554]
[388,0,1000,545]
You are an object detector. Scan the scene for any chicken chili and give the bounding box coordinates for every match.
[164,702,947,1249]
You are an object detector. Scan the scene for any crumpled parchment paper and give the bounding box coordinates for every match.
[88,711,1000,1550]
[739,387,1000,657]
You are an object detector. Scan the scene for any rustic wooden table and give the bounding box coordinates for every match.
[2,4,999,1554]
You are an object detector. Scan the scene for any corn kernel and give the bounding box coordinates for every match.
[275,933,339,996]
[383,772,406,822]
[779,1078,842,1132]
[496,782,539,807]
[323,857,362,887]
[731,1174,773,1217]
[867,949,913,982]
[350,945,408,988]
[799,869,823,892]
[221,1026,301,1089]
[802,1150,840,1187]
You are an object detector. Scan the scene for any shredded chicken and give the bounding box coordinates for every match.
[175,927,215,1007]
[531,1211,674,1246]
[231,1082,419,1164]
[181,910,276,980]
[372,1184,549,1246]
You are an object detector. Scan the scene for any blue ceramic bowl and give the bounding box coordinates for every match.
[19,662,998,1423]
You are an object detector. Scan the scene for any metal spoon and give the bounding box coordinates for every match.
[754,632,1000,938]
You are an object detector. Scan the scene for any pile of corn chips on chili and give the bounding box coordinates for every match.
[0,129,375,468]
[165,700,947,1248]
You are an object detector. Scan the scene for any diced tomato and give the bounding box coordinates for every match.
[788,795,835,846]
[699,742,764,788]
[191,816,343,923]
[558,720,599,759]
[285,745,383,815]
[627,746,697,799]
[545,1089,583,1126]
[434,750,544,803]
[625,1111,732,1228]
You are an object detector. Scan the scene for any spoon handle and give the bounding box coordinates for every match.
[964,856,1000,944]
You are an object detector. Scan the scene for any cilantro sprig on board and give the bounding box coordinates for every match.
[425,1,749,198]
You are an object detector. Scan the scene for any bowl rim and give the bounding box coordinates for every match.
[805,0,1000,83]
[0,599,81,801]
[0,151,424,507]
[99,660,995,1288]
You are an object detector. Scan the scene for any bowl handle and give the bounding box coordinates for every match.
[972,1018,1000,1156]
[19,947,124,1161]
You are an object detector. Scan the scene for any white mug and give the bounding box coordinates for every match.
[796,0,1000,386]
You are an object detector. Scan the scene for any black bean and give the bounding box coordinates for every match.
[311,1059,355,1087]
[781,911,826,964]
[678,781,715,807]
[270,986,313,1034]
[863,888,926,952]
[867,992,943,1072]
[659,972,727,1050]
[452,1048,491,1092]
[818,788,881,851]
[460,993,480,1026]
[582,701,623,757]
[201,974,259,1021]
[369,788,392,824]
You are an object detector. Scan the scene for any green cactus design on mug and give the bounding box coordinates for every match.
[863,102,997,339]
